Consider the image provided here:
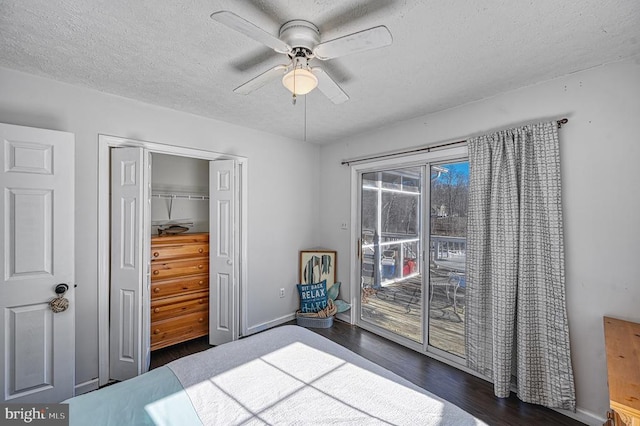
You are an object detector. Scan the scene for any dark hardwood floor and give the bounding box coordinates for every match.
[149,336,211,370]
[150,321,585,426]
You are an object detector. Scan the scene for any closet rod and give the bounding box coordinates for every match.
[151,193,209,201]
[341,118,568,166]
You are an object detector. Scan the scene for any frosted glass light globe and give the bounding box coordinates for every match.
[282,68,318,95]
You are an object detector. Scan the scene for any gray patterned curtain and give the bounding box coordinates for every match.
[465,121,576,410]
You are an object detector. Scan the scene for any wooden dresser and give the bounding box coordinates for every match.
[604,316,640,426]
[150,233,209,351]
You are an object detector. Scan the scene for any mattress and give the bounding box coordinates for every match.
[66,325,486,425]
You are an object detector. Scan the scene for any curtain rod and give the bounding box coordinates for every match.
[341,118,568,166]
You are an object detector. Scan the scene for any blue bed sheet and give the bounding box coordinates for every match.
[64,366,201,425]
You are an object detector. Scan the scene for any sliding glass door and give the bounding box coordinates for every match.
[427,161,468,358]
[360,167,423,343]
[358,158,468,361]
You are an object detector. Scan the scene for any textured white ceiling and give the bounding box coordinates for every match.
[1,0,639,143]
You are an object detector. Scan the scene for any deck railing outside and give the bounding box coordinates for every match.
[361,235,467,356]
[431,235,466,262]
[362,234,466,286]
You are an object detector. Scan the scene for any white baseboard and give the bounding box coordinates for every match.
[553,407,603,426]
[245,313,295,336]
[246,311,353,336]
[335,312,352,323]
[74,378,99,396]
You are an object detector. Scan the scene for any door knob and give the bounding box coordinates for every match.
[50,283,70,313]
[55,283,69,295]
[227,259,233,265]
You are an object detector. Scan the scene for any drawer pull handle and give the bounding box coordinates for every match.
[153,252,159,257]
[153,270,159,275]
[198,318,204,323]
[154,288,160,293]
[198,264,203,269]
[154,308,160,313]
[199,280,204,285]
[198,248,204,253]
[154,329,160,334]
[199,299,204,304]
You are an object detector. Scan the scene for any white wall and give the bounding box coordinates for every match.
[318,56,640,423]
[0,67,319,389]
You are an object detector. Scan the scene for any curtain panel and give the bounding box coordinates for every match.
[465,121,576,410]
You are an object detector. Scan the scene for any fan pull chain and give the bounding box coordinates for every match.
[292,66,297,105]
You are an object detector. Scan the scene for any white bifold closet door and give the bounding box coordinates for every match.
[208,159,237,346]
[109,147,151,381]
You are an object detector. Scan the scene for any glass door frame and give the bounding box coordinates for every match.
[349,145,469,365]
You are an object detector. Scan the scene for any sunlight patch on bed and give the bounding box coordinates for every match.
[161,326,485,425]
[179,342,448,424]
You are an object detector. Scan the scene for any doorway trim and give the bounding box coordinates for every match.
[97,134,248,386]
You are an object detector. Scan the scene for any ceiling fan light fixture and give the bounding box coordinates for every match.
[282,67,318,95]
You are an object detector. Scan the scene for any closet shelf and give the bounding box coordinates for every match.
[152,192,208,219]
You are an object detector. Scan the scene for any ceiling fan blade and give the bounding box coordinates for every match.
[313,26,392,60]
[210,11,291,54]
[234,64,288,95]
[311,67,349,104]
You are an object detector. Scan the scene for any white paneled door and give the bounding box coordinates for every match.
[209,160,237,345]
[109,147,150,381]
[0,123,75,403]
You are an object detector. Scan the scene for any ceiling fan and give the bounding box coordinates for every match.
[210,10,393,104]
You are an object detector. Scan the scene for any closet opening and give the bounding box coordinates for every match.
[148,153,211,364]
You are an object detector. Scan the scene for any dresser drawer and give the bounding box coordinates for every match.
[151,291,208,322]
[152,233,209,245]
[151,257,209,280]
[151,242,209,262]
[151,274,208,299]
[149,233,210,350]
[151,311,208,351]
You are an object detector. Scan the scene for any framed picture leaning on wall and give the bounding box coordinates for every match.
[299,250,337,287]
